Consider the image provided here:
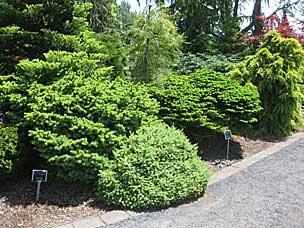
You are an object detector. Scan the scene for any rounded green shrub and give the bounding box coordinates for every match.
[97,124,210,209]
[151,69,262,132]
[0,123,19,175]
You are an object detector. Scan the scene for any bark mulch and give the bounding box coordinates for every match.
[0,179,106,228]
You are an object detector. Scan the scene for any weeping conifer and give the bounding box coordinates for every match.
[228,31,304,136]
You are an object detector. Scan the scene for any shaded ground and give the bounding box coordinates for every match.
[0,179,106,228]
[0,135,277,228]
[198,134,276,173]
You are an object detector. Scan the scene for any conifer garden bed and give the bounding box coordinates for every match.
[1,1,303,227]
[0,135,277,228]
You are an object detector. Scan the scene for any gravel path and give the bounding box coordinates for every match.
[103,138,304,228]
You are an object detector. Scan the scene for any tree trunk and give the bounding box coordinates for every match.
[143,4,152,82]
[242,0,264,35]
[233,0,240,17]
[252,0,263,35]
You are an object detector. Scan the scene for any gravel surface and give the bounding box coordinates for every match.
[103,138,304,228]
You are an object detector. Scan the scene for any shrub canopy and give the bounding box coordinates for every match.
[24,64,159,184]
[97,123,210,209]
[228,31,304,136]
[151,69,262,132]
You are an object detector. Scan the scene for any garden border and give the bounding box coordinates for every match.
[52,131,304,228]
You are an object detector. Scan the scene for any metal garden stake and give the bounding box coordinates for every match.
[224,130,232,160]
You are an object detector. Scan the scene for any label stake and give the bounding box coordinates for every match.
[224,130,232,160]
[36,181,41,201]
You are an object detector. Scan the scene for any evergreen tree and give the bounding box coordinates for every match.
[0,0,92,74]
[228,31,304,136]
[169,0,240,53]
[79,0,118,33]
[117,0,137,39]
[128,6,183,85]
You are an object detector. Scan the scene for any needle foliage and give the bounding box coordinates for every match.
[151,69,262,134]
[228,31,304,136]
[97,123,210,209]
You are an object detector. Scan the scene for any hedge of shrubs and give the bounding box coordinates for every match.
[0,50,211,209]
[2,0,303,212]
[1,31,301,210]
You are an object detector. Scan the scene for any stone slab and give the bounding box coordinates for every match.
[100,210,130,225]
[73,216,104,228]
[51,224,74,228]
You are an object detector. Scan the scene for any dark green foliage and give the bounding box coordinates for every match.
[0,0,94,74]
[97,123,210,209]
[174,52,244,75]
[170,0,240,53]
[0,123,19,175]
[151,69,262,132]
[23,59,159,184]
[215,16,240,53]
[0,0,76,33]
[228,31,304,136]
[0,0,127,75]
[84,0,117,33]
[97,33,127,75]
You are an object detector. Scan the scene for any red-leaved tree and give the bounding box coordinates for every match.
[240,10,303,46]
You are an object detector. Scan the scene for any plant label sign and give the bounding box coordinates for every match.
[32,169,48,183]
[224,130,232,140]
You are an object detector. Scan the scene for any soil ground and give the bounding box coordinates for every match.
[199,134,277,173]
[0,135,278,228]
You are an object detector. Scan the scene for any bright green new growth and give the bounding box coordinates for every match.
[21,52,159,184]
[97,124,210,209]
[151,69,262,132]
[0,0,127,75]
[0,50,109,125]
[0,123,18,175]
[0,0,93,74]
[228,31,304,136]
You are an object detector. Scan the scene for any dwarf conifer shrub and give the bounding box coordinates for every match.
[228,31,304,136]
[97,124,210,209]
[25,71,159,184]
[151,69,262,132]
[0,123,19,175]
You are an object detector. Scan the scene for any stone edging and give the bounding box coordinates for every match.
[209,131,304,186]
[52,210,141,228]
